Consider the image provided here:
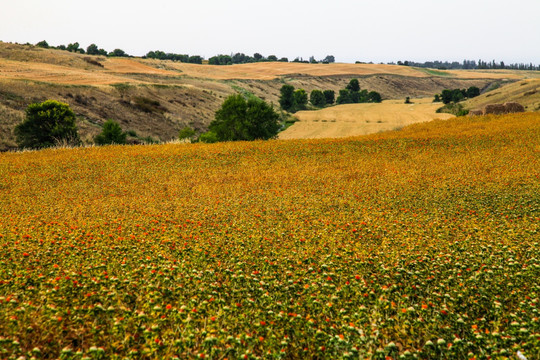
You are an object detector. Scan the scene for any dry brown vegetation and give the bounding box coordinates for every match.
[0,41,538,150]
[279,98,454,139]
[464,78,540,112]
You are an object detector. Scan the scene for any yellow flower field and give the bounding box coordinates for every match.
[0,113,539,359]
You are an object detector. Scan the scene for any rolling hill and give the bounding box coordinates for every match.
[1,41,538,150]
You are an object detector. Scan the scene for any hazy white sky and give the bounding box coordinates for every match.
[1,0,539,64]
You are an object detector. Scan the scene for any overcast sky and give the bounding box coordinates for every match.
[1,0,539,64]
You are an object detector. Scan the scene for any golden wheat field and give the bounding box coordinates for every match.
[0,42,527,86]
[279,99,454,140]
[0,112,539,359]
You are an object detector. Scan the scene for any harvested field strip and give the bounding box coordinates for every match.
[279,99,454,139]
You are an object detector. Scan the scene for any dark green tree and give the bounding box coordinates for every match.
[368,91,382,103]
[441,89,453,104]
[109,48,128,57]
[267,55,278,62]
[66,42,80,53]
[188,55,203,64]
[293,89,308,111]
[279,85,295,112]
[323,90,335,105]
[346,79,360,92]
[209,94,280,141]
[452,89,465,103]
[467,86,480,98]
[350,90,360,103]
[36,40,49,48]
[323,55,335,63]
[310,90,326,107]
[94,120,127,145]
[433,94,441,102]
[336,89,352,104]
[86,44,100,55]
[14,100,80,149]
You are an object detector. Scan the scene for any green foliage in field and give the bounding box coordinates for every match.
[94,120,127,145]
[208,94,280,141]
[14,100,80,149]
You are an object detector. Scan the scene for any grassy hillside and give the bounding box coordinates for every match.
[0,42,520,150]
[0,112,539,359]
[279,98,454,139]
[464,79,540,112]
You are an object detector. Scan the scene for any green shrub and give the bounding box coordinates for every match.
[210,94,280,141]
[310,90,326,108]
[198,131,219,143]
[323,90,335,105]
[94,120,127,145]
[178,127,196,142]
[14,100,80,149]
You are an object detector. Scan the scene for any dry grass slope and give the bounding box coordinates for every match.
[464,79,540,112]
[279,98,454,139]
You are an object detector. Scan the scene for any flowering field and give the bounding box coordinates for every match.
[0,113,539,359]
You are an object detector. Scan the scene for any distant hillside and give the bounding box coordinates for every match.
[1,41,536,150]
[463,79,540,112]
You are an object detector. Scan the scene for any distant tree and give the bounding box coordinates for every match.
[66,42,80,53]
[94,120,127,145]
[309,56,318,64]
[188,55,203,64]
[253,53,263,61]
[405,97,411,104]
[349,90,360,103]
[346,79,360,92]
[109,48,128,57]
[232,53,249,64]
[86,44,100,55]
[433,94,441,102]
[336,89,352,104]
[323,90,335,105]
[368,91,382,103]
[278,57,289,62]
[279,85,296,112]
[441,89,453,104]
[209,55,232,65]
[57,45,67,51]
[310,90,326,107]
[293,89,308,111]
[178,126,196,142]
[209,94,280,141]
[36,40,49,48]
[14,100,80,149]
[323,55,335,63]
[467,86,480,98]
[267,55,278,62]
[452,89,465,103]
